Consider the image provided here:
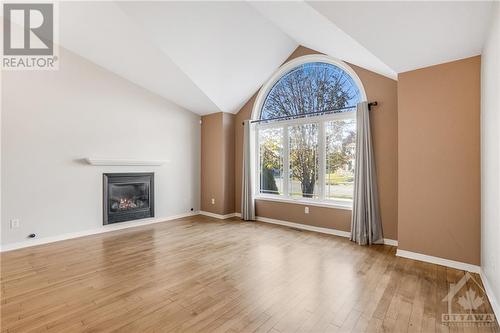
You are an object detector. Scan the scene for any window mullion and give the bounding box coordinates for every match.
[255,126,260,196]
[318,121,326,200]
[283,125,289,197]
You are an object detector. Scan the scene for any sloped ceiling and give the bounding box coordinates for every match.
[57,1,494,115]
[59,2,221,115]
[249,1,397,79]
[59,1,297,115]
[117,2,297,114]
[308,1,493,73]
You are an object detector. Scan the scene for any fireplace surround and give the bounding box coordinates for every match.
[103,173,154,224]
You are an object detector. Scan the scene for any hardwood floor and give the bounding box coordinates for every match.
[1,215,498,332]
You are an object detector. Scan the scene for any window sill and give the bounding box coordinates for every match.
[254,195,353,211]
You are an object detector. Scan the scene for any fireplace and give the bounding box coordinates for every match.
[103,173,154,224]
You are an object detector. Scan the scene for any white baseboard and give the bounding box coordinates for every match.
[255,215,352,238]
[0,211,199,252]
[0,211,396,252]
[480,268,500,321]
[233,212,398,246]
[396,249,480,273]
[383,239,399,246]
[199,211,238,219]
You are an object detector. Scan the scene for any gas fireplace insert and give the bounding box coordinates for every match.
[103,173,154,224]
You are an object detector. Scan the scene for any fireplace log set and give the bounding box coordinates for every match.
[103,173,154,224]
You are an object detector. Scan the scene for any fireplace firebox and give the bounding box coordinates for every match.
[103,173,154,224]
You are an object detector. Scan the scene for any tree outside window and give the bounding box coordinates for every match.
[258,62,360,201]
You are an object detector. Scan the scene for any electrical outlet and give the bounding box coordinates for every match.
[10,219,20,229]
[211,198,215,205]
[304,207,309,214]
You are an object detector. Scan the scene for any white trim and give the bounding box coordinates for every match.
[85,158,167,166]
[282,125,289,197]
[396,249,480,273]
[383,239,399,246]
[251,54,367,121]
[254,123,262,198]
[234,212,397,247]
[256,109,356,129]
[252,57,360,211]
[255,195,352,210]
[255,116,356,205]
[480,268,500,321]
[0,212,199,252]
[318,120,326,200]
[255,215,351,238]
[199,211,238,220]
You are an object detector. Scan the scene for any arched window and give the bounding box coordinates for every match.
[260,62,361,121]
[253,55,366,207]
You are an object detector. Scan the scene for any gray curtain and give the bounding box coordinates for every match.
[241,120,255,221]
[350,102,384,245]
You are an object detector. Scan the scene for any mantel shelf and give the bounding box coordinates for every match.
[85,158,167,166]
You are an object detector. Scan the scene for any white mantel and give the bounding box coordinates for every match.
[85,158,168,166]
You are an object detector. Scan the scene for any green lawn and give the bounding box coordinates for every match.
[325,174,353,185]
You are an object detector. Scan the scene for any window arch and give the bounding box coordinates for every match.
[260,62,362,120]
[253,55,365,208]
[252,54,366,121]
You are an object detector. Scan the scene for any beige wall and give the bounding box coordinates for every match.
[256,201,352,231]
[398,56,481,265]
[201,113,223,214]
[201,112,235,215]
[222,113,235,214]
[202,46,482,266]
[234,46,399,240]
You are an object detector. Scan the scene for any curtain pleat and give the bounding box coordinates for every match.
[350,102,384,245]
[241,120,255,221]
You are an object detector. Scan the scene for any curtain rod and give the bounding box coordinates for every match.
[246,101,377,125]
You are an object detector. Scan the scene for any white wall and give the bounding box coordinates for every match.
[1,47,200,247]
[481,2,500,318]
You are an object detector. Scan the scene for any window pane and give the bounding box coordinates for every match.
[261,62,361,120]
[289,123,319,199]
[325,119,356,200]
[259,127,283,195]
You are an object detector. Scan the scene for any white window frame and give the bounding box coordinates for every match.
[251,54,367,211]
[255,112,355,210]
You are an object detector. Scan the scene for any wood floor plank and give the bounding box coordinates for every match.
[1,215,498,332]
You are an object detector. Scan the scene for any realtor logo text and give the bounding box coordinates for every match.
[2,3,58,70]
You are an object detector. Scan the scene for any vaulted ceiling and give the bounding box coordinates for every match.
[58,1,494,115]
